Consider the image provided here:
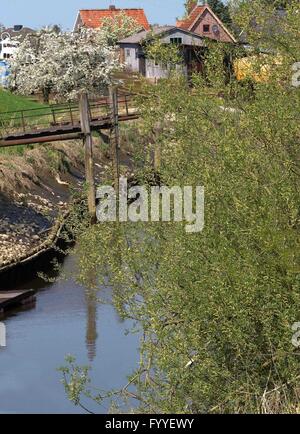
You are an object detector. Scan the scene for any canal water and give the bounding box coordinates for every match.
[0,255,141,414]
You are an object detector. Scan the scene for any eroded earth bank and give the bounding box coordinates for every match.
[0,139,106,270]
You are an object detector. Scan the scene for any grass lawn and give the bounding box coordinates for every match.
[0,89,49,155]
[0,89,46,112]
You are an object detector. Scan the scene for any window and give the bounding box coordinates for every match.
[170,37,182,45]
[126,49,131,58]
[203,24,210,33]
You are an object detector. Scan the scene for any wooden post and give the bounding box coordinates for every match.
[154,142,161,172]
[109,85,120,195]
[125,95,129,116]
[21,111,26,133]
[69,103,74,126]
[51,108,56,125]
[79,92,96,224]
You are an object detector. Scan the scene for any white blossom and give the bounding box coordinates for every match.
[9,28,121,102]
[101,11,143,45]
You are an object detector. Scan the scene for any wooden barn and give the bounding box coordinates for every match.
[119,26,207,81]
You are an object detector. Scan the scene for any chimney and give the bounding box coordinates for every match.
[109,5,116,10]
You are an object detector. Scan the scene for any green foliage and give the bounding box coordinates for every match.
[232,0,300,56]
[101,11,143,46]
[61,1,300,414]
[143,36,183,68]
[208,0,232,27]
[59,356,92,410]
[184,0,197,16]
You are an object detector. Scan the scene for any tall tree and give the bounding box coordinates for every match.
[100,11,144,46]
[184,0,198,16]
[262,0,294,7]
[61,0,300,414]
[207,0,232,27]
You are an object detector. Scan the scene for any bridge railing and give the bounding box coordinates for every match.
[0,94,136,138]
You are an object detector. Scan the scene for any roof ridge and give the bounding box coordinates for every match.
[79,8,146,11]
[78,8,150,31]
[176,4,236,42]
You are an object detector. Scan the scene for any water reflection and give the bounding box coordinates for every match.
[0,300,36,321]
[0,255,140,414]
[85,290,98,361]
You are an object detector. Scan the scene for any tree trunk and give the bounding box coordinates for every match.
[42,87,50,104]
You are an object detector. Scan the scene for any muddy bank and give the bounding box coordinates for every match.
[0,139,103,275]
[0,128,136,284]
[0,212,70,290]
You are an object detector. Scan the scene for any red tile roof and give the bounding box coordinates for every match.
[176,4,236,43]
[79,8,150,31]
[176,6,206,31]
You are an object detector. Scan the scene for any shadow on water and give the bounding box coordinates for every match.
[0,237,69,291]
[0,252,141,414]
[85,291,98,362]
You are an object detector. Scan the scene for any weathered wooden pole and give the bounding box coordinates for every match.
[154,142,161,172]
[79,91,96,224]
[152,127,162,172]
[109,85,120,195]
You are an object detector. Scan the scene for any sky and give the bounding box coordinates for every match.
[0,0,186,31]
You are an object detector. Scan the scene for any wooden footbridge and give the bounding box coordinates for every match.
[0,88,139,221]
[0,91,138,148]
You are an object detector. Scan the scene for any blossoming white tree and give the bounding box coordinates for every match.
[9,28,120,102]
[101,11,143,45]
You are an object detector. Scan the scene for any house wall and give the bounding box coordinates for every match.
[121,43,140,72]
[119,28,205,80]
[160,30,204,47]
[0,38,19,60]
[145,60,168,80]
[145,59,187,80]
[191,9,233,43]
[73,13,83,31]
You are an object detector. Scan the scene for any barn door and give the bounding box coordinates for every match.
[139,56,146,76]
